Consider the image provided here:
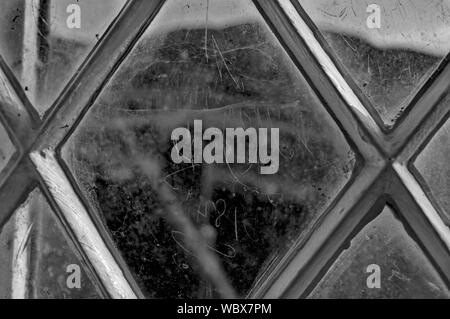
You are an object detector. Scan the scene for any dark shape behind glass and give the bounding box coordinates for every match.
[301,0,448,129]
[63,0,357,298]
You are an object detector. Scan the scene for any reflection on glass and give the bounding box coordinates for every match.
[310,206,450,299]
[415,116,450,223]
[29,0,126,115]
[0,121,15,174]
[301,0,449,128]
[63,0,356,298]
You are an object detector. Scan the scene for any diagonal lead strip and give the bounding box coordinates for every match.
[388,58,450,156]
[32,0,166,150]
[248,0,386,298]
[9,0,45,300]
[276,0,382,138]
[0,55,40,150]
[22,0,237,298]
[393,163,450,252]
[268,169,389,298]
[388,166,450,286]
[276,0,450,238]
[0,0,163,299]
[0,158,38,230]
[264,165,450,298]
[249,0,450,298]
[281,0,450,157]
[30,149,138,299]
[0,0,448,299]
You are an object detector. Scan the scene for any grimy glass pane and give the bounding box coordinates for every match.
[1,189,102,298]
[63,0,357,298]
[29,190,102,299]
[0,0,24,83]
[0,121,16,174]
[28,0,126,115]
[310,206,450,299]
[415,116,450,223]
[18,189,102,299]
[301,0,449,129]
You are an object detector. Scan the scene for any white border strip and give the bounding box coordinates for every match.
[30,149,138,299]
[277,0,381,134]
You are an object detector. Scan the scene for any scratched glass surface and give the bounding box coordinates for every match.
[26,189,101,299]
[310,206,450,299]
[415,114,450,224]
[62,0,357,298]
[0,121,15,175]
[301,0,449,129]
[0,189,101,299]
[0,0,24,83]
[25,0,126,116]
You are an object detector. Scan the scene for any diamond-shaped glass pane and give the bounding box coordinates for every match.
[0,121,16,175]
[62,0,357,298]
[5,189,102,299]
[301,0,449,129]
[414,116,450,224]
[310,206,450,298]
[17,0,126,115]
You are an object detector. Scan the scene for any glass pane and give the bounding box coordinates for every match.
[301,0,448,129]
[310,206,450,299]
[28,189,102,299]
[62,0,357,298]
[0,121,16,174]
[27,0,126,115]
[415,116,450,224]
[1,189,102,299]
[0,0,24,84]
[0,199,18,298]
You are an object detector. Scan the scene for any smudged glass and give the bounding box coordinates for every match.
[310,206,450,299]
[414,113,450,225]
[301,0,449,128]
[24,0,126,115]
[62,0,357,298]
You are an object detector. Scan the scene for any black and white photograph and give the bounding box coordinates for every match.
[0,0,449,309]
